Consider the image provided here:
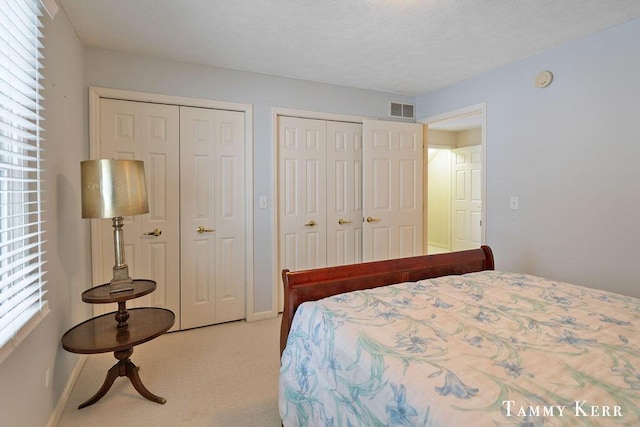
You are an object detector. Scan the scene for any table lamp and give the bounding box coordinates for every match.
[81,159,149,293]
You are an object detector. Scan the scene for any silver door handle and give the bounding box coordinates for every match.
[143,228,162,236]
[338,219,352,225]
[196,226,215,233]
[366,216,381,223]
[303,220,317,227]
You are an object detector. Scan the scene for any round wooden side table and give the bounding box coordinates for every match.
[61,280,175,409]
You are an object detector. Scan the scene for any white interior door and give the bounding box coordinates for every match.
[451,145,482,251]
[326,121,363,266]
[180,106,246,329]
[96,99,180,327]
[363,119,424,261]
[278,116,327,273]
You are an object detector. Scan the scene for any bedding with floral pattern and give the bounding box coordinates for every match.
[279,271,640,426]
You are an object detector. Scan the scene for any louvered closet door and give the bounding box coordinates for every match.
[180,106,246,329]
[96,99,181,327]
[278,116,327,272]
[326,121,363,266]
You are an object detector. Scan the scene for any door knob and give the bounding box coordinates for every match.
[143,228,162,236]
[196,226,215,233]
[303,220,317,227]
[366,216,381,223]
[338,219,352,225]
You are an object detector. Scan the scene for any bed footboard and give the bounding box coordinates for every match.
[280,245,494,355]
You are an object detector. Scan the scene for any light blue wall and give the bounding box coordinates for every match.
[417,19,640,297]
[84,49,414,315]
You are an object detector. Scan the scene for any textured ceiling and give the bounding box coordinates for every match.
[59,0,640,96]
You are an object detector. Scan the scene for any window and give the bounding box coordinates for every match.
[0,0,48,357]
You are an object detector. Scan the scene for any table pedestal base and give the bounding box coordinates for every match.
[78,347,166,409]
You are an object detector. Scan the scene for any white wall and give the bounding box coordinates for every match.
[417,18,640,297]
[456,128,481,148]
[428,129,456,147]
[427,149,451,249]
[83,49,414,315]
[0,7,89,427]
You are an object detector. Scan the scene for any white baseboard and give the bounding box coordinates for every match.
[46,355,87,427]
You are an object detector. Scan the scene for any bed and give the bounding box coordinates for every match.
[279,246,640,426]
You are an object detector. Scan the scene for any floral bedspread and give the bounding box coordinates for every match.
[279,271,640,426]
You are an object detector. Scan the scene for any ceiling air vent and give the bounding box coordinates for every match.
[389,102,415,119]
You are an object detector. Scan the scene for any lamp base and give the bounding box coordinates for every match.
[110,266,134,293]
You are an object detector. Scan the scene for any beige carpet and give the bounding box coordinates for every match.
[57,315,282,426]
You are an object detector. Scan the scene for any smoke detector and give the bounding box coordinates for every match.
[535,71,554,88]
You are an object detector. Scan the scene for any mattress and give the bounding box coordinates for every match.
[279,271,640,426]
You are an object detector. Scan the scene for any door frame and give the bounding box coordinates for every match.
[420,103,487,249]
[88,87,258,321]
[272,107,367,312]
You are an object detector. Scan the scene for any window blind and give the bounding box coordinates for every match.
[0,0,47,350]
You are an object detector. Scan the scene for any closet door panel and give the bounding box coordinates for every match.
[213,110,246,323]
[278,117,327,273]
[181,107,245,328]
[326,121,362,266]
[96,99,180,328]
[181,119,216,330]
[363,120,424,262]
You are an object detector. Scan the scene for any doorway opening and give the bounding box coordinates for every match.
[421,104,486,254]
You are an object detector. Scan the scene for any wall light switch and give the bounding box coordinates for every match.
[510,196,519,210]
[259,196,268,209]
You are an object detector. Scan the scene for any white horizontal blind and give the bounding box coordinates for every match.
[0,0,47,349]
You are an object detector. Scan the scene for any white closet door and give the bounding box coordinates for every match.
[326,121,363,266]
[96,99,180,326]
[180,106,246,329]
[278,116,327,272]
[451,145,482,251]
[363,119,424,261]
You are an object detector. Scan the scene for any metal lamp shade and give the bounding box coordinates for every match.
[81,159,149,219]
[81,159,149,293]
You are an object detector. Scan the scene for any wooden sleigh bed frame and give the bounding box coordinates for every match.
[280,245,494,354]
